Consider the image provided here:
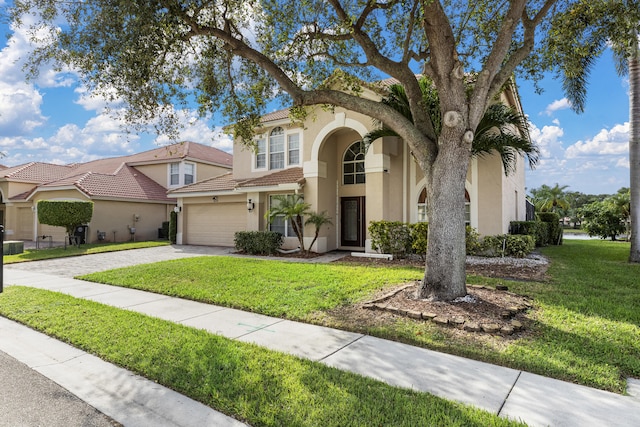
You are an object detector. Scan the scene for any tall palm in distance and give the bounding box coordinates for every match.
[546,0,639,262]
[530,183,571,214]
[363,77,539,176]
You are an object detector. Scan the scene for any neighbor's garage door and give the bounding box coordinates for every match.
[185,203,246,246]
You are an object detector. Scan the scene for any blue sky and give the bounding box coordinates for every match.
[0,3,632,196]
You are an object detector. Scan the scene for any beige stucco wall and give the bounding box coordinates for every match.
[217,83,529,251]
[5,187,173,244]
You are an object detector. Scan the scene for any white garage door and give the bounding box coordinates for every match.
[185,203,246,246]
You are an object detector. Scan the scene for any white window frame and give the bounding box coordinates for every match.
[168,161,196,187]
[268,194,296,237]
[253,127,301,171]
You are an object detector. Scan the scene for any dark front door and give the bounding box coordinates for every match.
[341,196,365,247]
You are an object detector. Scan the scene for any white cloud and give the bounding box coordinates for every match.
[543,98,571,116]
[565,122,629,158]
[616,157,630,168]
[0,82,47,135]
[528,121,564,158]
[152,111,234,153]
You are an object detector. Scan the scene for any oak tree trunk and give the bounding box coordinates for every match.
[416,127,472,301]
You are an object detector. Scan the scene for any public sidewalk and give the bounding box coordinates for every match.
[1,246,639,426]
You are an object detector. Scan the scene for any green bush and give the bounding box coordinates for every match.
[169,211,177,244]
[476,234,535,258]
[509,221,538,236]
[533,221,549,246]
[368,221,412,258]
[160,221,170,240]
[465,225,482,255]
[234,231,283,255]
[37,200,94,236]
[505,235,535,257]
[409,222,429,259]
[538,212,562,245]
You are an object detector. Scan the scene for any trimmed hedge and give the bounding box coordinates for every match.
[37,200,93,235]
[369,221,412,258]
[370,221,535,259]
[510,215,562,247]
[538,212,563,245]
[169,211,177,244]
[234,231,283,255]
[409,222,429,259]
[472,234,535,258]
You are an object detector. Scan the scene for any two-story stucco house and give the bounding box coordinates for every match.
[0,141,232,244]
[168,81,529,253]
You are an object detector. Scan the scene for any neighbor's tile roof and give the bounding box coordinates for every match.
[168,172,240,194]
[40,164,172,202]
[3,141,231,202]
[125,141,233,167]
[0,162,77,183]
[237,167,304,188]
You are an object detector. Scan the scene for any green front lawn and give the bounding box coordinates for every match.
[81,257,419,318]
[3,241,170,264]
[0,287,524,427]
[79,240,640,393]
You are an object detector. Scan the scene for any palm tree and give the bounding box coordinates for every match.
[265,194,310,252]
[546,0,639,262]
[363,77,539,176]
[531,183,571,214]
[305,211,333,256]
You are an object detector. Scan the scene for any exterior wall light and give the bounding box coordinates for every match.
[247,199,255,211]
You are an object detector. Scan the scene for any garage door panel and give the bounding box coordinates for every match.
[185,203,246,246]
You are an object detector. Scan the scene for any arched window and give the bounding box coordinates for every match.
[343,141,366,185]
[416,187,470,225]
[465,189,471,226]
[417,188,428,222]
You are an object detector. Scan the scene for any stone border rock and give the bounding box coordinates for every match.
[362,282,531,335]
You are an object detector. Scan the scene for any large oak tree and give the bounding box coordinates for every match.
[13,0,577,300]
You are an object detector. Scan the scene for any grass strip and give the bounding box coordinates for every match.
[3,241,170,264]
[80,257,421,318]
[0,287,524,427]
[78,240,640,393]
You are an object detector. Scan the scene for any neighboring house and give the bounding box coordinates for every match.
[168,81,529,253]
[0,141,232,244]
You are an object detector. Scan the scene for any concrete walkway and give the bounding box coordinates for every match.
[1,245,639,426]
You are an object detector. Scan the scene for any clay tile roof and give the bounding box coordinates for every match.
[260,109,291,123]
[126,141,233,167]
[41,165,172,202]
[168,172,240,194]
[238,167,304,188]
[0,162,76,183]
[8,188,37,201]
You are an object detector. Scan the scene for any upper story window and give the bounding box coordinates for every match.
[170,163,180,186]
[343,141,366,185]
[168,162,196,187]
[184,163,194,185]
[254,127,300,170]
[269,127,285,170]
